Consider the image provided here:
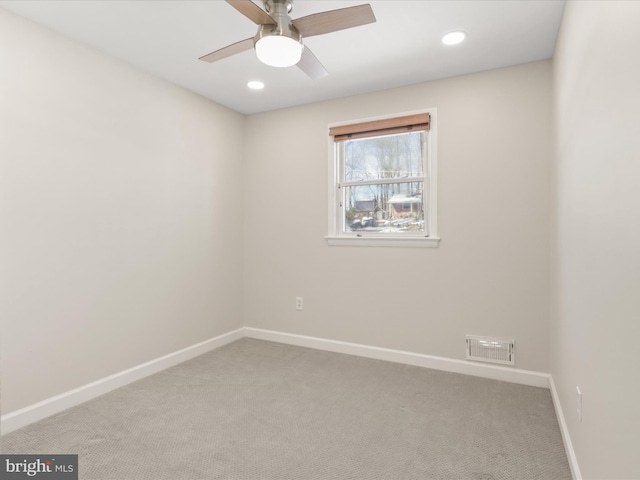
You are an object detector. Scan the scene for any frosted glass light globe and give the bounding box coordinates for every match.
[255,35,303,67]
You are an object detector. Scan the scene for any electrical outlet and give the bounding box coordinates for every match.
[295,297,303,311]
[576,386,582,423]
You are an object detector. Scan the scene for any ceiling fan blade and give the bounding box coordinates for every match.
[199,37,254,63]
[226,0,274,26]
[297,46,328,80]
[292,4,376,38]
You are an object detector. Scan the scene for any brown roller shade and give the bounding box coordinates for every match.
[329,113,430,141]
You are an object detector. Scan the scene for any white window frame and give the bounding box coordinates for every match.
[326,108,439,248]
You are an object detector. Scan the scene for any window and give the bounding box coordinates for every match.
[326,110,439,247]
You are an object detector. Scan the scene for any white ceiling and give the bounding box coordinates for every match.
[0,0,566,115]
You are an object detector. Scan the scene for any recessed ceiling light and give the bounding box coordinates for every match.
[247,81,265,90]
[442,31,466,46]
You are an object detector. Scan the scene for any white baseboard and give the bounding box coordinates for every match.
[1,326,558,439]
[0,328,244,436]
[549,376,582,480]
[243,327,551,388]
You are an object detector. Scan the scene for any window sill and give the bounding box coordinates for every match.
[325,236,440,248]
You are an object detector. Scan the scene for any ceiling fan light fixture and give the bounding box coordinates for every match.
[255,34,303,67]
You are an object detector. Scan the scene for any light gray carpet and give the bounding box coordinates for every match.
[1,338,571,480]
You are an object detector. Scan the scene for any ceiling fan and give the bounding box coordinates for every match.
[199,0,376,79]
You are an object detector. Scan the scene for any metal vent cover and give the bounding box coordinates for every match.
[466,335,515,365]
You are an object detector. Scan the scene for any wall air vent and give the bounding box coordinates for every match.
[466,335,515,366]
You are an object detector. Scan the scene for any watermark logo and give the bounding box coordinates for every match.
[0,455,77,479]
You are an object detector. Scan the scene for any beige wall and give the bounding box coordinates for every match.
[243,61,553,372]
[9,4,639,475]
[552,1,640,478]
[0,10,245,414]
[4,3,640,475]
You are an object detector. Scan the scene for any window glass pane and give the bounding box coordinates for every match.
[342,131,424,182]
[343,182,425,233]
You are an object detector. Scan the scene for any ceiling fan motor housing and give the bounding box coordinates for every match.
[254,23,302,47]
[255,0,302,44]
